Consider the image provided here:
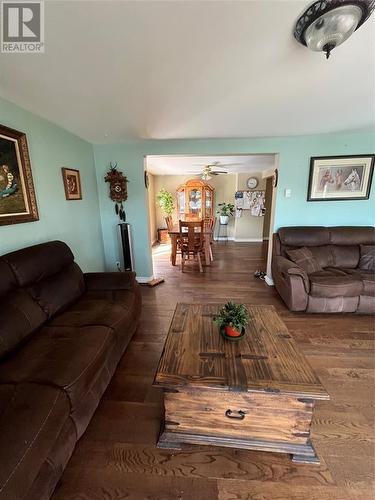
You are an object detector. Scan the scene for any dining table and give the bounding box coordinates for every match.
[168,224,213,266]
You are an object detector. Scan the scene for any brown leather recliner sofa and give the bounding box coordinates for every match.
[0,241,142,500]
[272,226,375,314]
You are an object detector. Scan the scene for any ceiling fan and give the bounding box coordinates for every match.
[187,161,241,180]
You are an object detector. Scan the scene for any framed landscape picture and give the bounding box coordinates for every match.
[0,124,39,226]
[62,168,82,200]
[307,155,374,201]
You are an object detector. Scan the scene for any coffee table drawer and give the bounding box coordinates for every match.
[164,390,313,445]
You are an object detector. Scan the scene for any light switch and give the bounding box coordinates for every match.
[284,189,292,198]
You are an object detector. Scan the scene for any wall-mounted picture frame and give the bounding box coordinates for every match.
[144,170,149,189]
[0,124,39,226]
[62,168,82,200]
[307,155,374,201]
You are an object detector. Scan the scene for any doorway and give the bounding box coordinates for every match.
[145,154,278,281]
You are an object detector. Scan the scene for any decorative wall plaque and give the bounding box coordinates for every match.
[104,162,128,221]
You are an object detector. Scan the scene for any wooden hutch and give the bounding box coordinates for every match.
[176,179,215,220]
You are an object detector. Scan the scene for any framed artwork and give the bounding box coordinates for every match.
[144,170,149,189]
[0,124,39,226]
[62,168,82,200]
[307,155,374,201]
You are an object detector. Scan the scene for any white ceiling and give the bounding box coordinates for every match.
[0,1,374,143]
[146,154,275,175]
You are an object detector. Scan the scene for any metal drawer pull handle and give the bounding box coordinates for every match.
[225,409,245,420]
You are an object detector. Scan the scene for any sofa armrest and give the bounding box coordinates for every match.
[274,256,309,292]
[84,271,136,291]
[272,256,309,312]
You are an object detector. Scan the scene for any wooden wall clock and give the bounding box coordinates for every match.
[105,162,128,221]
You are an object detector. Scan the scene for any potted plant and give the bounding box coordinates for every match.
[214,302,249,339]
[217,202,234,225]
[157,188,175,219]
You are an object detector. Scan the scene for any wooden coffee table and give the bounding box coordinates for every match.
[153,303,329,464]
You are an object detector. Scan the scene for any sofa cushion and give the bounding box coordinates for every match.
[2,241,75,287]
[28,262,85,318]
[329,226,375,246]
[0,258,16,297]
[331,245,360,269]
[309,245,334,268]
[278,227,330,247]
[0,325,116,417]
[48,289,137,336]
[358,270,375,296]
[0,290,47,361]
[286,247,322,274]
[359,245,375,271]
[0,383,70,500]
[309,269,363,298]
[84,271,136,291]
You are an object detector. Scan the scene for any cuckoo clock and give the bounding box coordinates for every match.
[105,162,128,221]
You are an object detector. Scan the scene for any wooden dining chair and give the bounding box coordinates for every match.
[165,216,174,232]
[178,220,204,273]
[165,216,181,263]
[204,217,215,261]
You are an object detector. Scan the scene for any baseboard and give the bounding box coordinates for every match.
[136,276,154,284]
[265,275,274,286]
[214,237,263,242]
[234,238,263,242]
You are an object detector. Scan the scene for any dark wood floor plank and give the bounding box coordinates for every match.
[54,469,219,500]
[63,440,334,486]
[217,480,373,500]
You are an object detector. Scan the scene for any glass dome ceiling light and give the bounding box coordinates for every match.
[294,0,375,58]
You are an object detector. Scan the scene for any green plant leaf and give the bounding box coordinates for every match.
[157,188,175,216]
[214,301,249,331]
[217,202,235,216]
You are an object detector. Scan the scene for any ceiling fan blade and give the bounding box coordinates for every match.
[193,162,242,168]
[212,171,228,175]
[215,162,242,167]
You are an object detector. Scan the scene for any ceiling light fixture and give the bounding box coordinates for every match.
[294,0,375,59]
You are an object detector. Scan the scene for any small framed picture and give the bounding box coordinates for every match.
[62,168,82,200]
[307,155,374,201]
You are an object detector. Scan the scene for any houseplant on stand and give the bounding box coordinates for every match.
[155,188,175,243]
[157,188,175,220]
[217,202,234,225]
[214,302,249,340]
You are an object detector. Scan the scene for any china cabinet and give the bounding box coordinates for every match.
[176,179,214,220]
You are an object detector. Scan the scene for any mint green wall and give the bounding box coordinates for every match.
[0,98,105,271]
[94,131,374,277]
[3,97,372,279]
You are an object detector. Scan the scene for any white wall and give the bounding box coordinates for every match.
[151,172,268,242]
[147,172,157,244]
[233,173,266,241]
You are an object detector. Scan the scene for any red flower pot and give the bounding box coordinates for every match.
[224,325,241,337]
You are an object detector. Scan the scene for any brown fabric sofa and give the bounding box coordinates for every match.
[0,241,141,500]
[272,226,375,314]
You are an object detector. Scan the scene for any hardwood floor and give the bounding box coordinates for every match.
[52,242,375,500]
